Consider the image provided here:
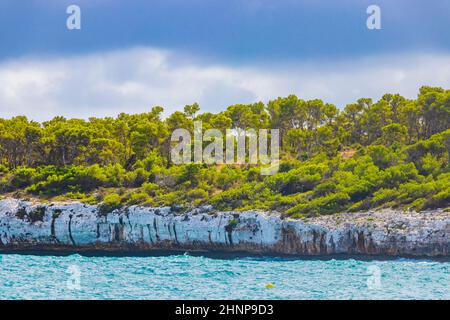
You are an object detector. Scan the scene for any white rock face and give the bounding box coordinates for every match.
[0,198,449,256]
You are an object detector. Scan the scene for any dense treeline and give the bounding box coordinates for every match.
[0,86,449,217]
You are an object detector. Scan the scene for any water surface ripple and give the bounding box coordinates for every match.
[0,254,448,299]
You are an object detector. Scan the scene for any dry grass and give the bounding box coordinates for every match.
[339,149,356,159]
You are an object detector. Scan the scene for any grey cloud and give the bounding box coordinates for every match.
[0,47,449,121]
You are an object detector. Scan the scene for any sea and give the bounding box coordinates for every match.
[0,253,449,300]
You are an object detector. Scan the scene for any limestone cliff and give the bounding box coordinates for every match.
[0,198,449,256]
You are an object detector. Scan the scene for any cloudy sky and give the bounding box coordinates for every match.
[0,0,449,120]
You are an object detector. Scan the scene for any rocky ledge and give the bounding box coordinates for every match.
[0,198,449,257]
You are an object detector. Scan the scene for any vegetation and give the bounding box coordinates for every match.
[0,86,449,217]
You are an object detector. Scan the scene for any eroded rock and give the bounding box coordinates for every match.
[0,198,449,256]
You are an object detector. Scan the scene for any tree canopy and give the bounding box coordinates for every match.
[0,86,449,217]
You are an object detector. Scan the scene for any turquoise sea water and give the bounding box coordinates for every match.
[0,253,449,300]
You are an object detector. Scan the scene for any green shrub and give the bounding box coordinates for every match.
[16,207,27,220]
[0,90,448,215]
[367,145,395,169]
[382,163,420,188]
[371,188,399,206]
[287,192,350,216]
[209,183,256,210]
[29,206,46,223]
[10,167,36,189]
[397,181,436,204]
[225,217,239,232]
[157,190,187,206]
[420,153,444,176]
[125,192,150,205]
[99,193,122,214]
[142,182,159,196]
[265,164,324,195]
[290,213,307,219]
[426,188,450,209]
[0,164,8,174]
[314,182,337,197]
[187,188,208,200]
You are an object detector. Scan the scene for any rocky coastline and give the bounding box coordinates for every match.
[0,198,449,257]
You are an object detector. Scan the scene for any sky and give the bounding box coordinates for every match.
[0,0,449,120]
